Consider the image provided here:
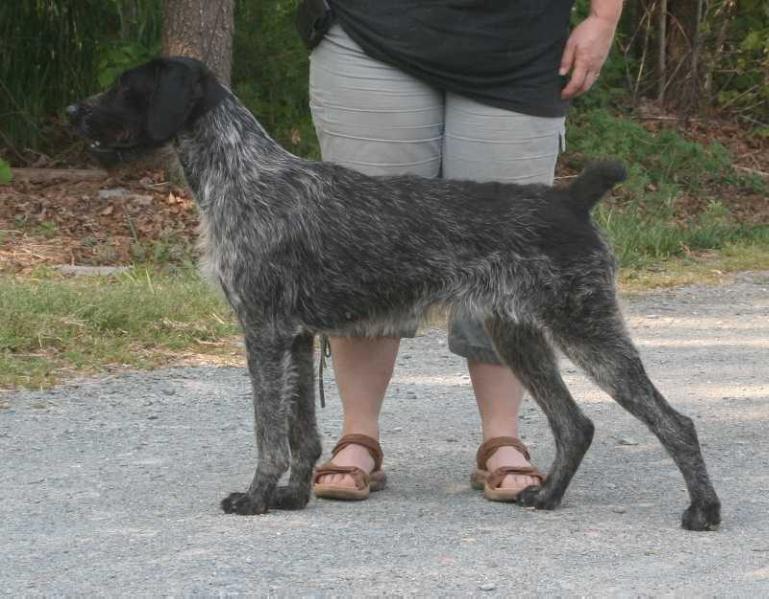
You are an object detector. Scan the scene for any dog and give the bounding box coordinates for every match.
[67,57,721,530]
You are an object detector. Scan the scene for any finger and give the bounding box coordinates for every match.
[561,61,589,99]
[559,39,576,76]
[574,71,600,98]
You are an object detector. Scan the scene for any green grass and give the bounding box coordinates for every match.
[0,267,239,389]
[567,108,769,267]
[618,241,769,292]
[0,158,11,184]
[596,200,769,268]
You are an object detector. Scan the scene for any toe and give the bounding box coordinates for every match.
[318,472,357,488]
[315,442,375,490]
[502,474,538,492]
[485,445,540,493]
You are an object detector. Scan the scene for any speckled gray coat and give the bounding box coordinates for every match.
[67,57,720,530]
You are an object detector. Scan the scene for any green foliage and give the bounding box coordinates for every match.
[1,0,765,273]
[567,108,768,267]
[232,0,319,158]
[709,0,769,119]
[96,0,163,87]
[98,42,161,88]
[569,109,737,191]
[569,0,632,111]
[0,158,11,184]
[0,0,162,157]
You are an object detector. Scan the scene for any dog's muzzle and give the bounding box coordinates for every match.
[66,104,142,165]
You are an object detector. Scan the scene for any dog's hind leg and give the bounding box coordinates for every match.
[221,331,294,515]
[550,308,721,531]
[486,318,595,510]
[270,332,323,510]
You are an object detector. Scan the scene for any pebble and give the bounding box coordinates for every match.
[617,436,639,446]
[55,265,130,277]
[98,187,131,199]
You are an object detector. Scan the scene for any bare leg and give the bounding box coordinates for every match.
[315,336,399,488]
[469,361,541,490]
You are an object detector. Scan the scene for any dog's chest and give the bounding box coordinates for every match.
[196,216,241,302]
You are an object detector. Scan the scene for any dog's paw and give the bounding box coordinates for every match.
[516,485,561,510]
[269,486,310,510]
[681,501,721,531]
[221,492,269,515]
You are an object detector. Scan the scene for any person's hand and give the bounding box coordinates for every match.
[559,15,618,100]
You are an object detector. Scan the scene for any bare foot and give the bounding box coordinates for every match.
[485,444,540,492]
[315,442,375,488]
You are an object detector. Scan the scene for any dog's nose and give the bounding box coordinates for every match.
[65,104,80,121]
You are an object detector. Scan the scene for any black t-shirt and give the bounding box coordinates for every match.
[327,0,575,117]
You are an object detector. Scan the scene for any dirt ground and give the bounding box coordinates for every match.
[1,272,768,595]
[2,113,768,274]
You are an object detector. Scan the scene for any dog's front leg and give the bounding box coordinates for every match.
[221,331,293,515]
[270,332,322,510]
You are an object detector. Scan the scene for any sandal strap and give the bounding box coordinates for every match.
[313,463,369,490]
[331,434,383,472]
[486,465,545,490]
[476,436,531,469]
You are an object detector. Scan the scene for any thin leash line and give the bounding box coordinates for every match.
[317,335,331,408]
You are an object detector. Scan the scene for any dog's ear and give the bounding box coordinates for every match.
[146,59,201,143]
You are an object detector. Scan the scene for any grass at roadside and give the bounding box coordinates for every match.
[0,267,239,390]
[618,241,769,292]
[567,108,769,269]
[2,241,768,390]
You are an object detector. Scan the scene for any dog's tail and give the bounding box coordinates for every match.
[569,160,627,212]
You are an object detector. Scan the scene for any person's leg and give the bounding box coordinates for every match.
[310,25,443,488]
[443,92,565,494]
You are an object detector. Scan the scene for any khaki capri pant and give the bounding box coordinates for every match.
[309,24,565,364]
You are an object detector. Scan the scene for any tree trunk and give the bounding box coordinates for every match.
[162,0,234,85]
[664,0,702,114]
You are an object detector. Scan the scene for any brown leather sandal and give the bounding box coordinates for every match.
[313,434,386,500]
[470,436,545,502]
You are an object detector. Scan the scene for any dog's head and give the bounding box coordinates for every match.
[67,56,228,165]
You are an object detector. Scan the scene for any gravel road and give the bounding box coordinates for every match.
[2,272,768,597]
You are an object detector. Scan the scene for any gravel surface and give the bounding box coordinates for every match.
[2,273,769,596]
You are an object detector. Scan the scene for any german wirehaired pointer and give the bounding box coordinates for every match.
[68,57,720,530]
